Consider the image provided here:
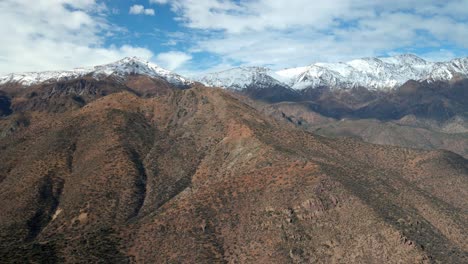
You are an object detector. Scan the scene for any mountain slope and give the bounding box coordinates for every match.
[0,80,466,263]
[260,88,468,158]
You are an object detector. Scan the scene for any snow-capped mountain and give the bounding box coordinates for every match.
[276,54,468,90]
[199,67,289,90]
[0,57,192,87]
[199,55,468,91]
[3,54,468,92]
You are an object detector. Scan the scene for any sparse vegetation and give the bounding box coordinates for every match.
[0,78,466,263]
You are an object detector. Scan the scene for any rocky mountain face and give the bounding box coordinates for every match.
[0,70,467,263]
[0,91,12,116]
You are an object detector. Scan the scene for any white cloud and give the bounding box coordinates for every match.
[129,5,155,16]
[158,0,468,71]
[164,0,353,34]
[0,0,154,74]
[150,0,169,4]
[154,51,192,70]
[420,50,458,62]
[1,0,467,75]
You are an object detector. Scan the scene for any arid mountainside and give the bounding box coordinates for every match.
[270,79,468,121]
[312,118,468,159]
[263,102,468,159]
[254,78,468,158]
[0,77,467,263]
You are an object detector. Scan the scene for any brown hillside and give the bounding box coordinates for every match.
[0,82,466,263]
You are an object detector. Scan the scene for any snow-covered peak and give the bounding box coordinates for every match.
[276,54,468,90]
[200,54,468,92]
[290,65,345,90]
[199,66,289,90]
[0,57,192,87]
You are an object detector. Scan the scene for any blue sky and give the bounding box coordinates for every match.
[1,0,468,76]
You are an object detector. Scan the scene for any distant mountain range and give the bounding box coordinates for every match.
[3,54,468,93]
[200,54,468,91]
[2,54,468,122]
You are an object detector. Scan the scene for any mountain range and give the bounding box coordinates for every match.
[200,54,468,91]
[0,55,467,263]
[1,55,468,156]
[3,54,468,92]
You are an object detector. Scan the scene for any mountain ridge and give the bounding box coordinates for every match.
[3,54,468,93]
[202,54,468,91]
[199,66,290,90]
[0,57,192,87]
[0,54,468,95]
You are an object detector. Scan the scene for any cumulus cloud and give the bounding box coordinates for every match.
[0,0,153,74]
[129,5,155,16]
[155,51,192,70]
[157,0,468,70]
[2,0,467,75]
